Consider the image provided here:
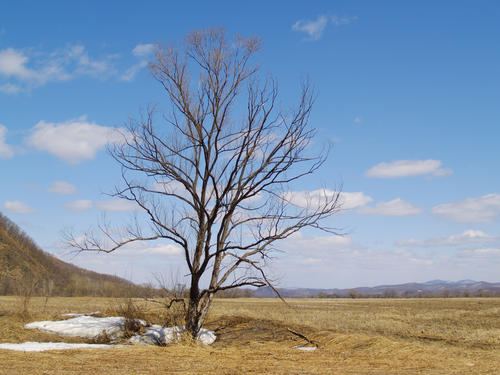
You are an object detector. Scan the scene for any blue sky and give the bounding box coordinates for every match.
[1,1,499,288]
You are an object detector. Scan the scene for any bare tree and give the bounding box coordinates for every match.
[68,28,341,338]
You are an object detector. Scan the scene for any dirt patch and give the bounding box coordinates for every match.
[207,315,319,347]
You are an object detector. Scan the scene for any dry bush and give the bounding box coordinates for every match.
[105,298,148,339]
[91,330,112,344]
[142,272,188,328]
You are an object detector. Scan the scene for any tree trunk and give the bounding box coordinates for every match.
[185,286,213,339]
[185,297,200,338]
[185,276,201,338]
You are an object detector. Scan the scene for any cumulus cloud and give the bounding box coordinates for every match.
[397,229,497,247]
[0,124,14,158]
[3,200,35,214]
[0,48,34,79]
[357,198,422,216]
[339,192,373,210]
[292,14,357,41]
[64,200,93,212]
[96,199,140,212]
[26,116,128,163]
[431,194,500,223]
[282,189,372,211]
[365,159,452,178]
[47,180,77,195]
[0,45,115,93]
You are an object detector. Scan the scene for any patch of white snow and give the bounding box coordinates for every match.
[0,342,121,352]
[293,345,317,351]
[129,325,216,345]
[25,314,216,345]
[25,316,146,341]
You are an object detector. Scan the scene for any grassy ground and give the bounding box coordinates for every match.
[0,296,499,374]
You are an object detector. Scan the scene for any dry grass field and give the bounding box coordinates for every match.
[0,296,499,374]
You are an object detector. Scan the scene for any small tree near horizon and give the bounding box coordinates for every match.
[67,28,341,338]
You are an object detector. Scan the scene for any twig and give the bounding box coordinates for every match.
[287,327,319,348]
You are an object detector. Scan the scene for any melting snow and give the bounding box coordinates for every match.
[293,345,317,351]
[130,325,216,345]
[21,314,216,346]
[25,316,138,341]
[0,342,120,352]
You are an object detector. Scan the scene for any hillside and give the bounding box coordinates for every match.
[0,212,147,297]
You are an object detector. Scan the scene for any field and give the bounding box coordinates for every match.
[0,296,499,374]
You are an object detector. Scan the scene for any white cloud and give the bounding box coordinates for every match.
[132,44,154,57]
[292,15,329,41]
[0,45,115,93]
[339,192,373,210]
[96,199,140,212]
[26,116,128,163]
[0,83,21,94]
[357,198,422,216]
[282,189,372,211]
[3,200,35,214]
[47,180,77,195]
[397,229,497,247]
[458,248,500,262]
[0,48,33,79]
[65,200,93,212]
[465,248,500,257]
[292,15,357,41]
[0,124,14,158]
[283,232,352,251]
[120,61,148,82]
[353,116,362,123]
[431,194,500,223]
[120,43,154,82]
[365,159,453,178]
[136,243,182,256]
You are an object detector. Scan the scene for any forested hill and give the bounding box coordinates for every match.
[0,212,147,297]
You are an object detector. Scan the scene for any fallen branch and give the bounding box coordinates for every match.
[287,327,319,348]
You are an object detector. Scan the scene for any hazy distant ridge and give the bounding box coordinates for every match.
[255,280,500,298]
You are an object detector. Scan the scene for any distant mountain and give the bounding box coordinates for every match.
[0,212,147,297]
[255,280,500,298]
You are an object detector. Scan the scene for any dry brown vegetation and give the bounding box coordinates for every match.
[0,296,499,374]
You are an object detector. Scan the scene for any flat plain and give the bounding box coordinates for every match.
[0,296,499,374]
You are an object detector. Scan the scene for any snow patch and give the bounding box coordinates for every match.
[25,316,139,341]
[293,345,317,351]
[24,315,216,345]
[130,325,216,345]
[0,342,121,352]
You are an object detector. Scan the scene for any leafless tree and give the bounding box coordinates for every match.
[67,28,341,338]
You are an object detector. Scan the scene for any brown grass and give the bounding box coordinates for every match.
[0,296,499,374]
